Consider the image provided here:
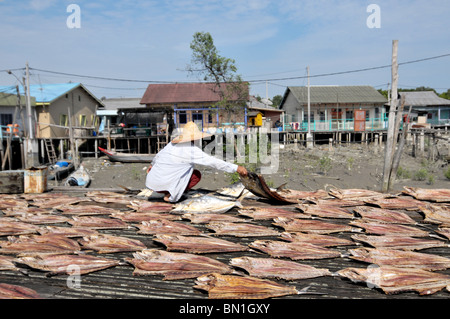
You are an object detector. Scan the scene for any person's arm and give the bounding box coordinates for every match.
[236,165,248,176]
[188,146,239,173]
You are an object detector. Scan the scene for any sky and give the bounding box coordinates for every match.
[1,0,449,102]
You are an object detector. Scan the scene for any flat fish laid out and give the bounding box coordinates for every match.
[349,221,429,237]
[239,172,296,204]
[0,283,41,299]
[273,217,357,234]
[182,213,245,224]
[127,200,174,213]
[347,247,450,271]
[351,234,448,251]
[193,273,300,299]
[2,207,53,216]
[171,195,243,214]
[436,228,450,240]
[13,213,70,225]
[68,216,130,230]
[124,249,234,280]
[205,222,279,237]
[0,234,81,255]
[56,204,121,216]
[135,219,202,236]
[364,197,424,210]
[31,196,91,209]
[0,255,21,272]
[276,189,330,202]
[280,232,355,247]
[230,256,331,281]
[0,199,28,210]
[216,182,246,198]
[297,204,354,219]
[153,235,248,254]
[0,219,41,236]
[237,207,301,220]
[249,240,342,260]
[328,188,384,200]
[111,211,181,222]
[306,198,367,207]
[38,226,99,238]
[337,266,450,295]
[419,204,450,227]
[402,187,450,203]
[78,234,146,253]
[353,206,416,225]
[16,254,120,275]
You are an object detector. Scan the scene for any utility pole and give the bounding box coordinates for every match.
[382,40,399,192]
[306,66,313,148]
[24,62,39,168]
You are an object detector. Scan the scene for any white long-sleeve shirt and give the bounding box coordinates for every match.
[145,142,238,202]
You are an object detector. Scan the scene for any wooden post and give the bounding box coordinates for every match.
[419,130,425,157]
[382,40,399,193]
[67,107,78,169]
[328,138,333,152]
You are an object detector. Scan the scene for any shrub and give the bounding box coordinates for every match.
[413,168,428,181]
[445,166,450,180]
[396,166,411,179]
[318,156,332,175]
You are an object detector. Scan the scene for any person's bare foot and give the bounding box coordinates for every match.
[163,194,171,202]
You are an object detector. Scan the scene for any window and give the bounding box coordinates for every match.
[60,114,68,127]
[303,112,314,123]
[319,111,326,121]
[0,114,13,126]
[179,111,187,124]
[79,114,87,126]
[208,110,214,123]
[345,110,353,120]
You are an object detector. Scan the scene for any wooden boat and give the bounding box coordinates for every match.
[64,165,91,188]
[48,160,74,181]
[98,147,154,163]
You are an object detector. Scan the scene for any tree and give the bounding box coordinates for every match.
[186,32,248,121]
[271,95,283,108]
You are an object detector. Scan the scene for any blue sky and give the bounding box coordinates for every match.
[1,0,449,101]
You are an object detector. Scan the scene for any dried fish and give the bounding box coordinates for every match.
[402,187,450,202]
[0,199,28,210]
[124,249,233,280]
[249,240,341,260]
[419,204,450,227]
[171,195,243,214]
[0,283,41,299]
[111,211,181,222]
[0,234,81,255]
[135,219,201,235]
[347,247,450,271]
[238,207,300,220]
[280,232,355,247]
[240,172,295,203]
[78,234,146,253]
[349,221,429,237]
[153,235,248,254]
[0,219,41,236]
[230,256,331,280]
[337,266,450,295]
[127,200,174,213]
[364,197,423,210]
[328,188,383,200]
[68,216,130,230]
[16,254,120,275]
[273,217,357,234]
[2,207,53,216]
[194,273,300,299]
[0,255,20,271]
[436,227,450,240]
[205,222,279,237]
[351,234,447,251]
[182,213,244,224]
[14,213,70,225]
[32,196,91,209]
[277,189,330,201]
[38,226,99,237]
[353,206,416,224]
[297,204,354,219]
[56,204,121,216]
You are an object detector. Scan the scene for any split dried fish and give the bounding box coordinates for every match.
[111,211,181,222]
[194,273,300,299]
[56,204,121,216]
[205,222,279,237]
[0,283,41,299]
[353,206,416,224]
[230,256,331,280]
[32,196,91,209]
[0,234,81,255]
[351,234,448,251]
[280,232,355,247]
[277,189,329,201]
[349,221,429,237]
[249,240,341,260]
[297,204,354,219]
[364,197,423,210]
[328,188,384,200]
[135,219,202,235]
[78,234,146,253]
[402,187,450,202]
[347,247,450,271]
[0,199,28,210]
[273,217,357,234]
[436,227,450,240]
[337,266,450,295]
[171,195,243,214]
[0,219,41,236]
[16,254,120,275]
[153,235,248,254]
[182,213,245,224]
[13,213,70,225]
[124,249,233,280]
[38,226,99,237]
[68,216,130,230]
[419,204,450,227]
[2,207,54,216]
[238,207,300,220]
[0,255,21,272]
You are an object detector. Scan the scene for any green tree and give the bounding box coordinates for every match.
[271,95,283,108]
[186,32,248,121]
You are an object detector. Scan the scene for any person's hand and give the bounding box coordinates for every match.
[146,165,152,174]
[237,165,248,177]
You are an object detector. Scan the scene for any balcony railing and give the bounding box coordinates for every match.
[284,117,388,132]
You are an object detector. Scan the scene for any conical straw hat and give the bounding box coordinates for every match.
[171,121,212,144]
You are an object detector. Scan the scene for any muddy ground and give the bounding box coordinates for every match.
[76,139,449,195]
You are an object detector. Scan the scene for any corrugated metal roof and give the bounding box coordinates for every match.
[101,98,143,110]
[140,82,249,105]
[283,85,388,106]
[399,91,450,107]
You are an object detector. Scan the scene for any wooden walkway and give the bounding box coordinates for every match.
[0,190,449,302]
